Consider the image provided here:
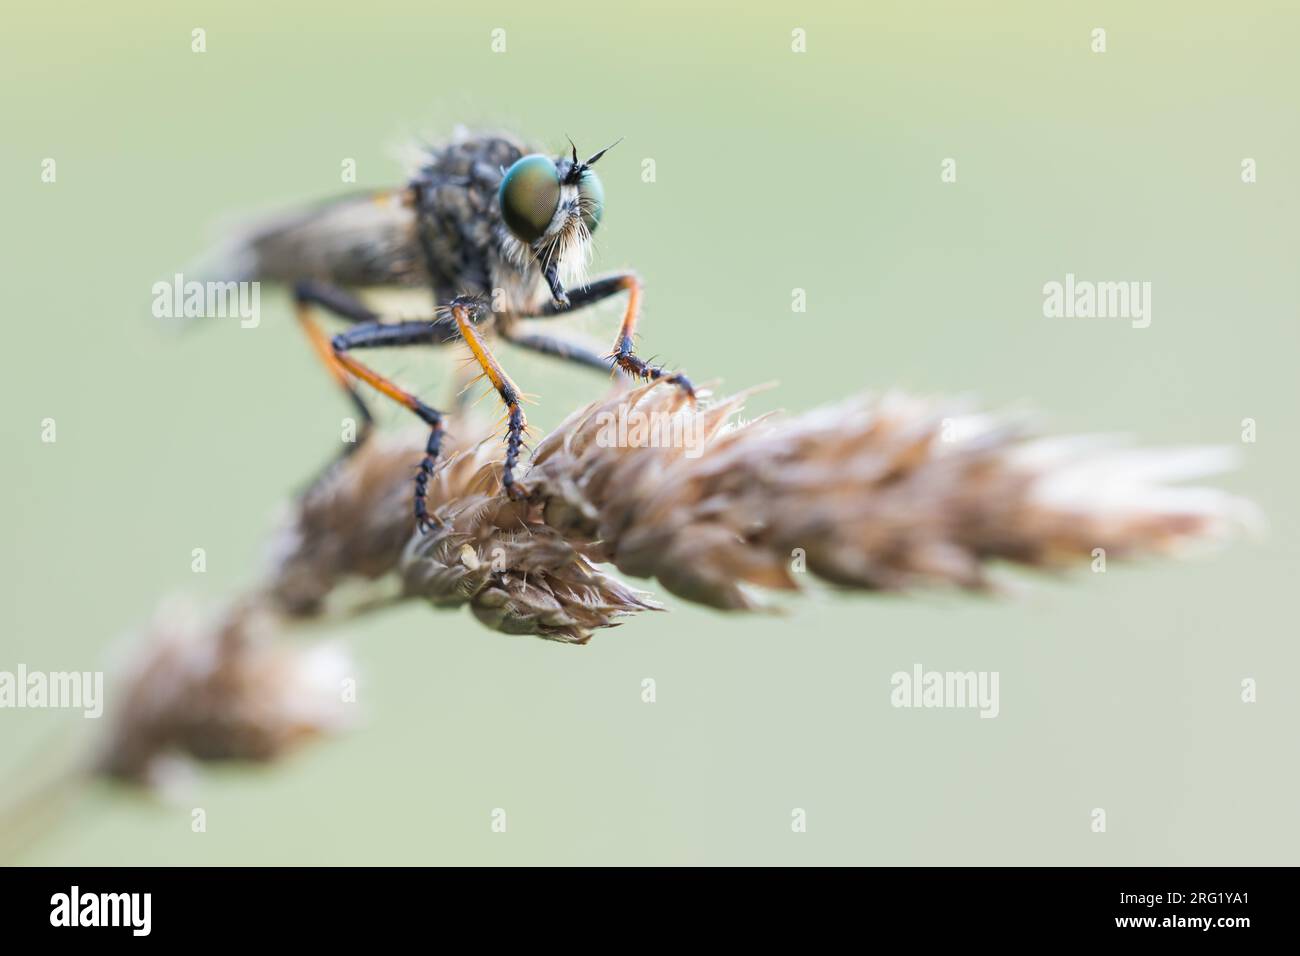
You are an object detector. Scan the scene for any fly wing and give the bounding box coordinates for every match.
[193,189,422,288]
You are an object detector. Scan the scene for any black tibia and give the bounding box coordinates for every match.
[329,319,448,531]
[499,328,615,375]
[294,279,380,325]
[331,319,456,352]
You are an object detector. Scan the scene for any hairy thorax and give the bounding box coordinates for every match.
[410,132,552,314]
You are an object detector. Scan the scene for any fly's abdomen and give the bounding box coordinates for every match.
[196,189,423,288]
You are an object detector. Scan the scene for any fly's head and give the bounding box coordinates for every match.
[497,138,619,308]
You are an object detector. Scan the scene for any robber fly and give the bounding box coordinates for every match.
[206,129,693,529]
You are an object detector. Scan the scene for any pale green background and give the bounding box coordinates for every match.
[1,1,1296,865]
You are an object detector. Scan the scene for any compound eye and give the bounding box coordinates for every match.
[498,155,561,243]
[577,168,604,233]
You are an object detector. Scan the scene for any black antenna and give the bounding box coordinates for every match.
[583,137,624,167]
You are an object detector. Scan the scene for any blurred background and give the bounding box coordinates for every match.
[1,0,1296,864]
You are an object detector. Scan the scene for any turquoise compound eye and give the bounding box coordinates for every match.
[577,168,604,233]
[498,155,561,244]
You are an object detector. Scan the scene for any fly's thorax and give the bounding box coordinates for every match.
[405,132,607,309]
[406,132,535,300]
[411,183,504,299]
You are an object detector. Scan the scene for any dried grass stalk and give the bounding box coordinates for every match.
[263,381,1253,628]
[265,431,482,616]
[526,385,1252,608]
[95,598,354,787]
[11,379,1252,803]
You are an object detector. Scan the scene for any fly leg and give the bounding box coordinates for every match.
[445,296,532,500]
[515,272,695,399]
[293,280,383,459]
[329,319,451,531]
[497,327,616,375]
